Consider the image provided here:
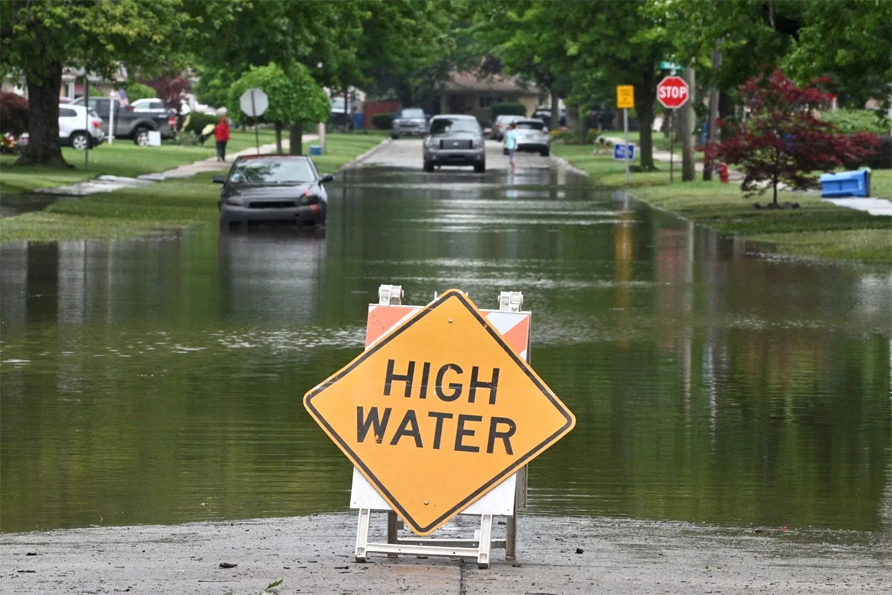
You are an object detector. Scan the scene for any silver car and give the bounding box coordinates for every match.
[503,118,550,157]
[423,115,486,173]
[391,108,427,139]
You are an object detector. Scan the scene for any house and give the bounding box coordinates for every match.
[431,72,547,125]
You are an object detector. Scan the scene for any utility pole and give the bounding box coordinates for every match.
[680,66,696,182]
[703,39,722,181]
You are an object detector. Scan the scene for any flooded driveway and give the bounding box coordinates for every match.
[2,139,890,542]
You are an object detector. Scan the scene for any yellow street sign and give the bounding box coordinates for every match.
[616,85,635,109]
[304,290,575,536]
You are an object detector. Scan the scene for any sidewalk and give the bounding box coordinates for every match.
[33,135,318,197]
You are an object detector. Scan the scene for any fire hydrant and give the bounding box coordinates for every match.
[719,162,730,184]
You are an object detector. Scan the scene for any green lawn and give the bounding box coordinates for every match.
[0,133,385,243]
[554,144,892,263]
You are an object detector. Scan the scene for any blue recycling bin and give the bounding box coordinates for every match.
[819,170,870,198]
[352,112,364,130]
[309,145,322,156]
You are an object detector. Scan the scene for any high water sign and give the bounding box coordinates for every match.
[304,289,575,535]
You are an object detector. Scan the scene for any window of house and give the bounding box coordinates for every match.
[478,95,504,108]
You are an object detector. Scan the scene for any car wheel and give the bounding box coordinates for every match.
[541,148,550,157]
[423,160,434,173]
[474,162,486,173]
[392,133,400,140]
[134,128,150,146]
[70,132,89,151]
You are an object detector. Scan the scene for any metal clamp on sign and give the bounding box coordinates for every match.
[378,284,403,306]
[498,291,524,312]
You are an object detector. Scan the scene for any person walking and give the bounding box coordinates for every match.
[504,122,518,174]
[214,116,230,162]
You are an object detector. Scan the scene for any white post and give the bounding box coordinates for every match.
[108,95,115,145]
[623,108,630,184]
[318,122,326,153]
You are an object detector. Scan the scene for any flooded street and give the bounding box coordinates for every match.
[2,139,890,542]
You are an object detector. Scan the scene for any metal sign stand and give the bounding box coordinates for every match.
[351,285,530,569]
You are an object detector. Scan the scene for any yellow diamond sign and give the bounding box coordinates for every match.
[304,289,575,535]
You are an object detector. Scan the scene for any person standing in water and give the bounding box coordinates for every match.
[504,122,518,174]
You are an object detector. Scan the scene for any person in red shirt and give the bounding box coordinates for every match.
[214,116,231,162]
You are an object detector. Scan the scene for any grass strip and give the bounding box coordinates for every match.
[0,133,385,243]
[553,144,892,263]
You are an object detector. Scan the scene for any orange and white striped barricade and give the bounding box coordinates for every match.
[351,285,530,567]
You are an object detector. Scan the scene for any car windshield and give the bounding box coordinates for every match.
[516,121,545,131]
[429,118,480,135]
[230,159,316,184]
[400,109,425,119]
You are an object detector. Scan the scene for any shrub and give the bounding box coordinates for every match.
[0,92,29,136]
[125,82,156,103]
[821,109,889,135]
[549,128,603,145]
[372,112,394,130]
[183,112,219,136]
[491,103,526,119]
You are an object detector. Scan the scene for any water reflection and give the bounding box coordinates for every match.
[1,163,890,538]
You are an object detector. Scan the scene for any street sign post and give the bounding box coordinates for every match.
[616,86,635,184]
[239,88,269,155]
[304,289,575,538]
[656,76,690,183]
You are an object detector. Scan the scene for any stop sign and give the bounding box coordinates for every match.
[657,76,689,109]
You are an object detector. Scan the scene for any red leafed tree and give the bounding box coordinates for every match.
[146,76,192,114]
[706,70,879,206]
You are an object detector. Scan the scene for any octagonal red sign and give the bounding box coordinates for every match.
[657,76,689,109]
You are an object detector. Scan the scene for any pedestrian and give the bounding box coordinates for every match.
[505,122,519,174]
[214,116,230,162]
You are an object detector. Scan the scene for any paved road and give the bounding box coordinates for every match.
[2,138,890,594]
[359,138,552,172]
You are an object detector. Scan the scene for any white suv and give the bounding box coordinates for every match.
[59,104,104,150]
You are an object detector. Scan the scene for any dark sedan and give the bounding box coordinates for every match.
[213,155,333,228]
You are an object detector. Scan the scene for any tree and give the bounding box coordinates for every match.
[146,76,192,114]
[228,63,330,156]
[0,0,222,167]
[705,70,879,206]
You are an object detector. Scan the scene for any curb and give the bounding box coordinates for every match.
[338,137,393,171]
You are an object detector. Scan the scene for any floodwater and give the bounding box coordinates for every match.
[1,143,890,540]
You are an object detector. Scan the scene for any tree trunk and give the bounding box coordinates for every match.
[718,91,734,141]
[681,66,697,182]
[274,122,283,154]
[289,121,303,155]
[637,99,655,171]
[703,39,723,181]
[17,61,68,167]
[549,90,559,131]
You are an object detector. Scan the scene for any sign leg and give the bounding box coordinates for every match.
[477,514,493,569]
[386,511,399,558]
[355,508,371,562]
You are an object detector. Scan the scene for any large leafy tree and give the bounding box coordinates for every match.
[0,0,221,167]
[228,63,330,156]
[706,71,878,206]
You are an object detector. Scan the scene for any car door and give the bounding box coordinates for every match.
[58,107,77,140]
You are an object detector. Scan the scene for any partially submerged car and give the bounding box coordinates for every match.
[213,155,333,228]
[503,118,550,157]
[391,107,428,138]
[423,114,486,173]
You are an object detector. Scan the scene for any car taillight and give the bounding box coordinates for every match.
[168,116,176,128]
[91,120,101,128]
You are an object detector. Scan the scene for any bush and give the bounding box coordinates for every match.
[491,103,526,119]
[549,128,603,145]
[183,112,219,135]
[125,82,156,103]
[845,134,891,170]
[821,109,890,135]
[0,92,28,136]
[372,112,394,130]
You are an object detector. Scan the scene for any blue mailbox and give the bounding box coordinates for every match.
[819,170,870,198]
[309,145,323,156]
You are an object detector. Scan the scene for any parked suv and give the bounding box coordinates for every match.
[71,96,175,145]
[59,104,104,150]
[423,115,486,173]
[391,108,427,138]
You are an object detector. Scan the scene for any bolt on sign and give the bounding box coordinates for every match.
[616,85,635,109]
[304,289,575,536]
